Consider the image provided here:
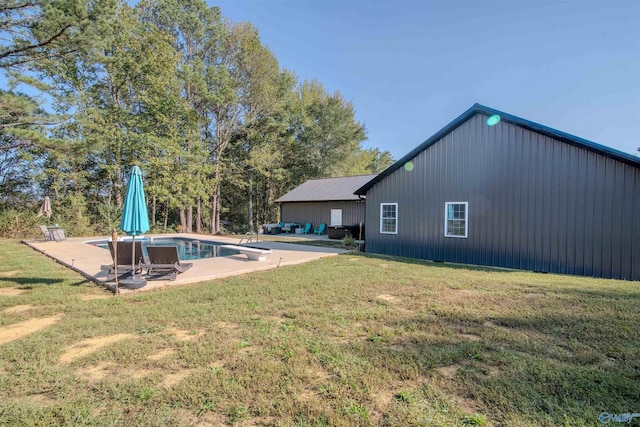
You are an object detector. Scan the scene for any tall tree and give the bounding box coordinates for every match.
[137,0,223,233]
[0,0,117,220]
[0,0,116,69]
[286,80,367,181]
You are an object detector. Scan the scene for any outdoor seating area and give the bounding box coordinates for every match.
[313,223,326,235]
[262,222,327,235]
[299,223,311,234]
[144,246,193,281]
[261,222,305,234]
[100,242,192,283]
[39,225,66,241]
[100,241,147,281]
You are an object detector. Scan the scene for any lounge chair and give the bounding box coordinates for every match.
[314,223,326,235]
[300,223,312,234]
[101,241,147,281]
[51,228,66,241]
[144,246,193,281]
[40,225,53,241]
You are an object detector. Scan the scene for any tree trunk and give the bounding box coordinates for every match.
[215,184,220,233]
[163,204,169,231]
[196,197,202,234]
[179,208,186,232]
[210,184,221,234]
[210,163,222,234]
[114,166,122,208]
[151,195,156,226]
[248,171,253,233]
[187,206,193,233]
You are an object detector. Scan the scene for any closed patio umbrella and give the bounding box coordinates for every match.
[37,196,52,222]
[119,166,150,287]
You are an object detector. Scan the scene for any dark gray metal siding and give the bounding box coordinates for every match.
[280,201,366,228]
[365,114,640,281]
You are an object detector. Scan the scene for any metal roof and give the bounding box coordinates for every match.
[355,103,640,195]
[276,174,377,203]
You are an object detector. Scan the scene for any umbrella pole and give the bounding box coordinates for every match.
[131,235,136,281]
[112,230,119,295]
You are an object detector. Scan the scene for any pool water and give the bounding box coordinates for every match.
[87,237,240,261]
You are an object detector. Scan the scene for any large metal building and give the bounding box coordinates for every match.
[276,175,375,231]
[355,104,640,281]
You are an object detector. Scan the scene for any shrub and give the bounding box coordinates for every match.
[341,233,357,249]
[0,208,41,239]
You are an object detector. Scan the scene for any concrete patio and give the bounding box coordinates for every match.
[24,233,347,294]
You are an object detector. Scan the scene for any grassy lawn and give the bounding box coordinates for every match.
[0,240,638,426]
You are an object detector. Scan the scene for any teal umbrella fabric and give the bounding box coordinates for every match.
[119,166,149,285]
[120,166,150,236]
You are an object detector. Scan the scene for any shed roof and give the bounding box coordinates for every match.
[355,103,640,195]
[276,174,377,203]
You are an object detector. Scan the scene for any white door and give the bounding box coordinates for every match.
[330,209,342,226]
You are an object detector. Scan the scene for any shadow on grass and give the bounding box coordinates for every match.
[1,277,65,286]
[347,251,518,273]
[551,285,640,301]
[338,307,640,425]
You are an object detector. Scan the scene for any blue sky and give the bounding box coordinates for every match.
[214,0,640,160]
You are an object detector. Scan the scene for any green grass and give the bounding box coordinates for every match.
[0,239,638,426]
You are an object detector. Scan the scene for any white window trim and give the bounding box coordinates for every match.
[444,202,468,238]
[380,203,398,234]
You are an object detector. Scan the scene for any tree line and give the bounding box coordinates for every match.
[0,0,393,238]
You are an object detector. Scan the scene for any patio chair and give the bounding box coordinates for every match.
[51,228,66,241]
[39,225,53,241]
[300,223,312,234]
[101,241,147,281]
[314,223,326,235]
[144,246,193,281]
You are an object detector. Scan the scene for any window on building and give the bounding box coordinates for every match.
[380,203,398,234]
[330,209,342,226]
[445,202,468,238]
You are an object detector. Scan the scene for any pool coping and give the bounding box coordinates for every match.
[23,233,347,294]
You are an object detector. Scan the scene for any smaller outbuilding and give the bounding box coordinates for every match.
[276,175,375,238]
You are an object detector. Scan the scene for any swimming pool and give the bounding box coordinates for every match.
[85,237,240,261]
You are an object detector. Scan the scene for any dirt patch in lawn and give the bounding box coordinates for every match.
[59,333,134,365]
[82,361,115,381]
[148,348,176,361]
[436,364,462,380]
[376,294,400,304]
[80,294,112,301]
[215,321,240,330]
[25,393,56,407]
[158,369,195,388]
[0,270,21,278]
[0,288,27,297]
[3,304,37,314]
[79,359,191,388]
[0,315,63,346]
